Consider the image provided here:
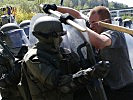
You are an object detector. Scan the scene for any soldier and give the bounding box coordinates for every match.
[0,23,29,100]
[23,16,110,100]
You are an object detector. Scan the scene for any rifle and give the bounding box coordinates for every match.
[0,39,15,68]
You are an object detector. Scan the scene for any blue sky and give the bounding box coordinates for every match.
[108,0,133,7]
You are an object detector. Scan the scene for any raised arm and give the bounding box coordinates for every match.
[57,6,82,19]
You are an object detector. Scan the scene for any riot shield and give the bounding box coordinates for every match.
[29,13,46,48]
[23,26,30,38]
[61,19,89,59]
[19,20,30,38]
[61,19,107,100]
[124,33,133,69]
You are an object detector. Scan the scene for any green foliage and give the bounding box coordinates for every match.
[122,16,133,21]
[108,1,128,9]
[0,0,132,24]
[15,7,36,24]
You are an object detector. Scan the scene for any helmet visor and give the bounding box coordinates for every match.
[3,29,30,49]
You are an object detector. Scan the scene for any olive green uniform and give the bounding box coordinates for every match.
[23,43,91,100]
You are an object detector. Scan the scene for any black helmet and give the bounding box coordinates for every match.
[32,16,66,40]
[19,20,30,37]
[0,23,29,56]
[19,20,30,28]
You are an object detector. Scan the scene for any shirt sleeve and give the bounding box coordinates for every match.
[101,30,120,48]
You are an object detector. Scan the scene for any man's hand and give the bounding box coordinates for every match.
[43,4,57,14]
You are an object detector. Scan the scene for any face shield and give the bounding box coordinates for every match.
[22,26,30,38]
[1,29,30,56]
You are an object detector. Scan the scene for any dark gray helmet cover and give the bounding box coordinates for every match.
[32,16,66,39]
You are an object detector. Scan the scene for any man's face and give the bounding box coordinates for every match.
[89,13,104,34]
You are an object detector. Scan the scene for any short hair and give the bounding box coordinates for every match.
[90,6,111,22]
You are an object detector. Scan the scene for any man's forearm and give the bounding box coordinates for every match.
[86,28,111,49]
[57,6,82,19]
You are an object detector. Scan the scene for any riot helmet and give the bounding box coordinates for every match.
[19,20,30,38]
[0,23,30,56]
[1,15,9,25]
[19,20,30,28]
[0,23,20,32]
[32,16,66,50]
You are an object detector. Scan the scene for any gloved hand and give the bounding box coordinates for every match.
[59,13,75,24]
[72,61,110,86]
[43,4,57,14]
[90,61,110,78]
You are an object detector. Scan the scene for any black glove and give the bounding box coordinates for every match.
[90,61,110,78]
[43,4,57,14]
[59,13,75,24]
[72,61,110,86]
